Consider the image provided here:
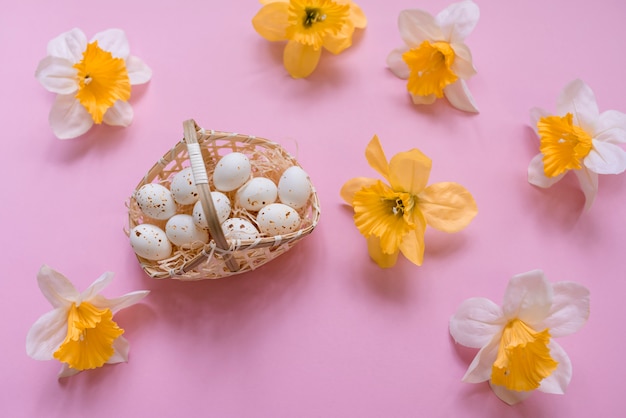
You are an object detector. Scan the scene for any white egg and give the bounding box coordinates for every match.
[130,224,172,261]
[193,192,231,230]
[212,152,251,192]
[221,218,259,240]
[236,177,278,211]
[256,203,301,236]
[170,167,199,205]
[135,183,178,220]
[278,166,312,210]
[165,214,209,246]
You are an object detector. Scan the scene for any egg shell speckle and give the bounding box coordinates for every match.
[236,177,278,211]
[212,152,252,192]
[193,192,232,230]
[221,218,259,240]
[170,167,199,205]
[130,224,172,261]
[256,203,301,236]
[135,183,178,220]
[165,214,209,246]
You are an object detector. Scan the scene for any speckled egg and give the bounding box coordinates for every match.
[212,152,251,192]
[278,166,312,210]
[193,191,231,230]
[129,224,172,261]
[236,177,278,211]
[135,183,177,220]
[256,203,301,236]
[170,167,199,205]
[221,218,259,240]
[165,214,209,246]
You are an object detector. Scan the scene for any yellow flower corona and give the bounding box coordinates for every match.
[73,41,131,124]
[53,302,124,371]
[538,113,593,178]
[491,319,558,392]
[287,0,349,49]
[402,41,458,98]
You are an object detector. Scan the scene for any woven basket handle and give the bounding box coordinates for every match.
[183,119,240,272]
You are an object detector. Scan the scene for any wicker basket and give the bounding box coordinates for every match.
[127,119,321,280]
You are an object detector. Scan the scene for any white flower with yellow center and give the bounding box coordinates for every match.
[528,79,626,210]
[386,0,479,112]
[26,265,149,378]
[449,270,589,405]
[35,28,152,139]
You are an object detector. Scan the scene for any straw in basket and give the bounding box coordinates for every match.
[127,119,321,280]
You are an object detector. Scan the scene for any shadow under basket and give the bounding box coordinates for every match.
[127,119,321,280]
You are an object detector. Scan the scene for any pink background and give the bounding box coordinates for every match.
[2,0,625,416]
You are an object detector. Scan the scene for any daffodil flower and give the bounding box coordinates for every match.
[386,0,479,112]
[449,270,590,405]
[528,79,626,210]
[340,135,477,268]
[35,28,152,139]
[252,0,367,78]
[26,265,149,378]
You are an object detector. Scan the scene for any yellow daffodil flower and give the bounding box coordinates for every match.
[450,270,590,405]
[386,1,479,112]
[340,135,477,268]
[26,265,149,378]
[35,28,152,139]
[528,79,626,210]
[252,0,367,78]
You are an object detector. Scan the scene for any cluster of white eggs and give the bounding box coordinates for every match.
[129,152,312,261]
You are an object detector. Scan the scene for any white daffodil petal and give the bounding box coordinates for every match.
[595,127,626,146]
[126,56,152,85]
[584,140,626,175]
[35,56,78,94]
[530,107,550,135]
[450,297,504,348]
[386,47,410,79]
[489,381,533,405]
[574,167,598,211]
[49,94,93,139]
[594,110,626,143]
[528,153,565,188]
[47,28,87,63]
[80,271,114,302]
[37,265,79,307]
[26,308,68,361]
[92,28,130,59]
[398,9,444,46]
[556,79,599,131]
[444,80,479,113]
[107,336,130,364]
[103,101,134,127]
[538,340,572,394]
[91,290,150,314]
[541,282,590,338]
[435,0,480,44]
[58,364,81,379]
[462,337,499,383]
[449,43,476,79]
[502,270,552,325]
[410,93,437,105]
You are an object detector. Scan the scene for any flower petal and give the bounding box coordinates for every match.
[80,271,114,302]
[35,56,78,94]
[540,282,590,338]
[252,1,290,42]
[435,0,480,43]
[126,56,152,85]
[418,182,478,232]
[36,265,79,307]
[594,110,626,143]
[323,23,355,54]
[528,153,565,188]
[398,212,426,266]
[47,28,87,63]
[574,167,598,211]
[556,79,599,132]
[367,235,399,268]
[91,290,150,314]
[449,42,476,79]
[538,340,572,394]
[530,107,550,135]
[388,148,432,194]
[489,381,533,405]
[348,2,367,29]
[49,94,94,139]
[283,41,321,79]
[584,139,626,175]
[91,28,130,59]
[107,336,130,364]
[443,79,479,113]
[386,47,411,79]
[26,308,68,360]
[502,270,552,325]
[58,364,82,379]
[340,177,378,204]
[410,93,437,105]
[398,9,444,47]
[103,100,134,127]
[450,297,505,348]
[462,337,499,383]
[365,135,390,181]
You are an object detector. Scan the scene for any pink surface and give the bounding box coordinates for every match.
[2,0,626,416]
